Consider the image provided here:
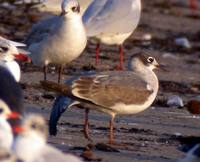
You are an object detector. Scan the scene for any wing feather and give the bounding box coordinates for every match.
[72,72,153,108]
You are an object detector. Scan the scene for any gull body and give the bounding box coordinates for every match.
[48,53,161,144]
[27,0,87,83]
[83,0,141,69]
[12,114,82,162]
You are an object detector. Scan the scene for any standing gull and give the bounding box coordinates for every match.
[27,0,87,83]
[43,53,164,144]
[83,0,141,69]
[12,114,82,162]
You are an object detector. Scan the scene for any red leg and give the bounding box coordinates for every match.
[109,115,115,145]
[118,44,125,70]
[84,109,92,141]
[95,43,100,66]
[190,0,198,10]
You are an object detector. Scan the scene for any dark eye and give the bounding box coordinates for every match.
[0,108,3,114]
[0,47,8,52]
[147,57,154,63]
[31,123,37,129]
[71,6,80,13]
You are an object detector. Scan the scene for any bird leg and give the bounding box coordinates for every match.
[84,109,92,141]
[109,115,115,145]
[58,65,64,84]
[95,43,100,66]
[117,44,125,70]
[43,65,48,81]
[190,0,198,10]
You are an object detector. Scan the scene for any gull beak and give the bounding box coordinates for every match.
[13,126,25,134]
[155,64,168,72]
[14,53,32,63]
[7,112,22,119]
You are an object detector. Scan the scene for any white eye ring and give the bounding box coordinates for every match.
[147,57,154,63]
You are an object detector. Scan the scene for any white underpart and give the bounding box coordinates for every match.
[0,118,13,150]
[98,32,132,45]
[4,61,21,82]
[109,91,156,115]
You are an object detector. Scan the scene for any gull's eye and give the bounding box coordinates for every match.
[0,47,8,52]
[71,5,80,13]
[31,123,37,129]
[147,57,154,63]
[0,108,3,114]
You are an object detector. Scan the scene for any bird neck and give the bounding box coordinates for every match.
[55,14,84,36]
[135,67,159,92]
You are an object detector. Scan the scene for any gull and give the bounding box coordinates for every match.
[83,0,141,69]
[27,0,87,83]
[12,114,83,162]
[0,37,30,82]
[42,53,164,144]
[0,99,21,150]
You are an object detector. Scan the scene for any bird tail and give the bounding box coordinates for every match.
[49,96,75,136]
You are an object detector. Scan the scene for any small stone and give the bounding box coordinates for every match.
[167,95,184,108]
[187,97,200,115]
[175,37,191,49]
[142,33,152,41]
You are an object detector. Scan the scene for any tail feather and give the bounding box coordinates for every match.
[49,96,73,136]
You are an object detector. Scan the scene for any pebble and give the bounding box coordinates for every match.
[187,96,200,115]
[167,95,184,108]
[141,33,152,41]
[175,37,191,49]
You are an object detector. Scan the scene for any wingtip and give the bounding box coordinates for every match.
[49,123,58,136]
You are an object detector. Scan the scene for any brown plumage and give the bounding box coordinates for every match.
[46,53,161,144]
